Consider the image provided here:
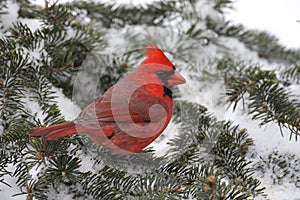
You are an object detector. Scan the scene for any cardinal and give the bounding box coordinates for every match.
[29,45,186,154]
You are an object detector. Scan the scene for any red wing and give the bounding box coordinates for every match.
[77,85,156,123]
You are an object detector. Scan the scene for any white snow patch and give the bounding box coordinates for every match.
[19,18,42,32]
[46,184,74,200]
[23,93,48,123]
[30,0,74,6]
[0,1,19,31]
[101,0,159,7]
[225,103,300,200]
[31,0,158,7]
[52,87,81,121]
[225,103,300,157]
[0,165,26,200]
[77,151,94,173]
[220,37,260,61]
[263,182,300,200]
[149,120,179,157]
[225,0,300,49]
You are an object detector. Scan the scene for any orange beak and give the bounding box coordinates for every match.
[168,71,186,86]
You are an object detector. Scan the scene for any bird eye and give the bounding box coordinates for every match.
[156,71,164,75]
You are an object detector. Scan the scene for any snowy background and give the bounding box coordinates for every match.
[225,0,300,49]
[225,1,300,199]
[226,3,300,200]
[1,0,300,199]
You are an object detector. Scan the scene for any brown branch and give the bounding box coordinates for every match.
[43,6,65,29]
[0,84,7,113]
[207,175,215,200]
[227,80,255,103]
[49,62,74,72]
[210,183,215,200]
[263,104,300,131]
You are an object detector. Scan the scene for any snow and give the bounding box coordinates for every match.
[224,2,300,198]
[1,0,300,199]
[0,165,27,200]
[265,183,300,200]
[0,1,19,31]
[23,92,48,123]
[52,87,81,121]
[149,121,179,157]
[225,0,300,49]
[31,0,159,7]
[101,0,160,6]
[235,114,300,156]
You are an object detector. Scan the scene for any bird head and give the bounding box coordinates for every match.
[140,45,186,87]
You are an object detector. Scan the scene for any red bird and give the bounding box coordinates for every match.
[29,46,186,154]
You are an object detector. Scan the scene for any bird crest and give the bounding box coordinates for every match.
[142,45,174,68]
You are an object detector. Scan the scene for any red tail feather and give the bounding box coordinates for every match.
[29,121,78,140]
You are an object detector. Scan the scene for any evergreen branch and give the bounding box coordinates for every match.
[10,3,105,97]
[206,18,300,64]
[213,0,234,13]
[42,3,66,30]
[0,149,12,189]
[0,0,8,18]
[81,167,128,199]
[76,100,264,200]
[25,65,65,126]
[167,101,264,199]
[48,61,74,72]
[18,0,41,19]
[254,150,300,188]
[0,0,287,198]
[44,154,82,189]
[70,0,179,28]
[0,39,31,132]
[280,64,300,84]
[0,39,35,191]
[219,58,300,138]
